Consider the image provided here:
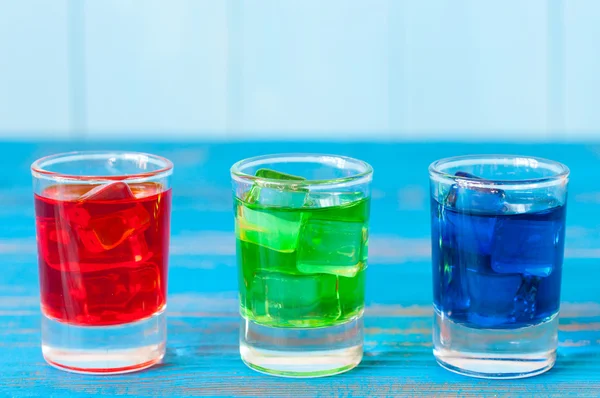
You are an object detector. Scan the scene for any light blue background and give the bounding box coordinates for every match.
[0,1,597,141]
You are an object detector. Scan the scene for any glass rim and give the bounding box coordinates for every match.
[230,153,373,187]
[31,151,174,182]
[429,154,570,187]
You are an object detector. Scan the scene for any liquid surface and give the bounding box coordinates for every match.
[236,194,369,328]
[35,182,171,326]
[431,195,566,329]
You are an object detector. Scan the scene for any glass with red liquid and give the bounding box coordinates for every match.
[31,152,173,374]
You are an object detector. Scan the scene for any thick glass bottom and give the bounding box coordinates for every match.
[433,309,558,379]
[41,309,166,374]
[240,315,363,378]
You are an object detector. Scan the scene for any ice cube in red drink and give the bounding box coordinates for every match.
[80,181,134,201]
[70,182,151,253]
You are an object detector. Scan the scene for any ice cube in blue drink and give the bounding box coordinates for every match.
[491,215,562,277]
[444,212,496,255]
[466,267,522,327]
[446,172,506,214]
[511,275,540,323]
[444,172,505,255]
[502,191,561,214]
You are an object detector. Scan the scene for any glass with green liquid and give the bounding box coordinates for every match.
[231,154,373,377]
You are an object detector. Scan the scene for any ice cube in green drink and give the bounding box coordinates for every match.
[250,271,341,327]
[255,168,306,181]
[297,219,366,277]
[237,169,308,252]
[305,191,364,208]
[236,206,304,253]
[246,168,307,208]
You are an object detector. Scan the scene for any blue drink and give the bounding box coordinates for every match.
[432,197,566,329]
[429,157,569,379]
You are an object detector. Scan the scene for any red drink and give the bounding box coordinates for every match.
[35,182,171,326]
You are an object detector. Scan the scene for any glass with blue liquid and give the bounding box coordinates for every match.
[429,155,569,379]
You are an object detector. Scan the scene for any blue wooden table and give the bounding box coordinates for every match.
[1,142,599,397]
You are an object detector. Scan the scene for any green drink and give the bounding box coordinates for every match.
[236,194,369,328]
[231,155,373,377]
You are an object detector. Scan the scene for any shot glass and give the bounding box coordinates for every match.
[429,155,569,379]
[31,151,173,374]
[231,154,373,377]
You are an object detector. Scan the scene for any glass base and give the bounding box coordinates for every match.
[41,309,166,374]
[433,309,558,379]
[240,315,363,378]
